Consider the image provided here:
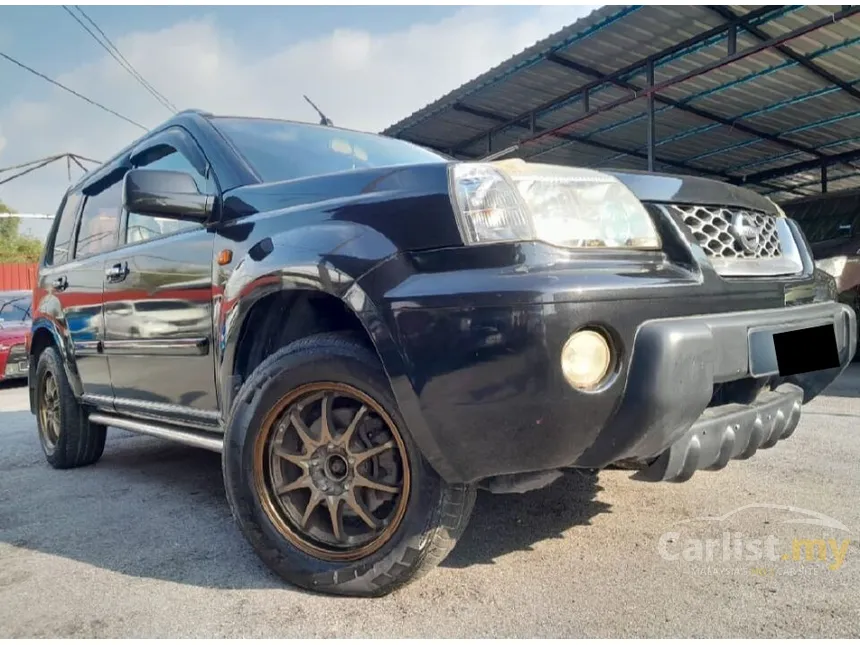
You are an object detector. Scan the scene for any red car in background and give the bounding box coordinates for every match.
[0,290,32,384]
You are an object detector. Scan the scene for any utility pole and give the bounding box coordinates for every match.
[0,153,100,187]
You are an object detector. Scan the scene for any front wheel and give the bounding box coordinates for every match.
[222,333,476,597]
[34,346,106,469]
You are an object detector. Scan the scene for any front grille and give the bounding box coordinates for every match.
[7,344,26,362]
[663,204,782,259]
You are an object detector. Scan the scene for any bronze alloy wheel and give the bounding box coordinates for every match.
[253,382,411,561]
[39,371,61,448]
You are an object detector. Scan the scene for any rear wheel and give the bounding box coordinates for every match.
[35,346,106,469]
[223,333,476,597]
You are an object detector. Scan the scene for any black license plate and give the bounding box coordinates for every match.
[773,324,840,376]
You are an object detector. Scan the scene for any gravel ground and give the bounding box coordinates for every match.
[1,370,859,638]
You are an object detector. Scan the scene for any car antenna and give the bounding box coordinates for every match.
[303,95,334,126]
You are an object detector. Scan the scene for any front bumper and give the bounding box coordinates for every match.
[0,352,28,382]
[381,259,855,483]
[602,302,856,482]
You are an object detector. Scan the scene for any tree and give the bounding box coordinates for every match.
[0,200,44,263]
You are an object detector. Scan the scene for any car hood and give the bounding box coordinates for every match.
[602,168,780,215]
[226,161,778,215]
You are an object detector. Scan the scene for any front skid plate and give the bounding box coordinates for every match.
[635,384,803,483]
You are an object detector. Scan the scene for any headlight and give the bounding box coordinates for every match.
[815,256,848,279]
[449,160,661,249]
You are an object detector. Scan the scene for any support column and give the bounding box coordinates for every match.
[646,60,656,172]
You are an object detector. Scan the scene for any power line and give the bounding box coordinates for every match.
[62,5,177,114]
[61,5,171,113]
[0,51,148,130]
[74,5,177,113]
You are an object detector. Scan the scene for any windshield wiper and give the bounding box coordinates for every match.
[479,144,520,162]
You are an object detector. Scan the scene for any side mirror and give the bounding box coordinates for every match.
[123,169,213,222]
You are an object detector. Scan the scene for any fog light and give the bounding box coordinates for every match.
[561,329,612,390]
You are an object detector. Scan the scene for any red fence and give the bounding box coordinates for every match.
[0,263,37,291]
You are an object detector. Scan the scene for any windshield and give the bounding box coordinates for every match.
[211,117,446,184]
[0,297,31,324]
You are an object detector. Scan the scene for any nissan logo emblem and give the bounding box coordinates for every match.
[731,211,762,254]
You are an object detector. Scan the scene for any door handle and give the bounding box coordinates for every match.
[51,276,68,292]
[105,262,129,282]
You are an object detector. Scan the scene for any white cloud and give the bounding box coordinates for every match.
[0,5,597,214]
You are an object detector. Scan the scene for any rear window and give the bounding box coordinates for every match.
[211,117,445,184]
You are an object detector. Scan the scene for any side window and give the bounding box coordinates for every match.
[49,192,82,266]
[125,147,210,245]
[75,179,122,259]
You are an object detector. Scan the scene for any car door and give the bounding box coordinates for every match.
[101,127,218,425]
[36,184,121,399]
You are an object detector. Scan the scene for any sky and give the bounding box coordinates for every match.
[0,4,598,216]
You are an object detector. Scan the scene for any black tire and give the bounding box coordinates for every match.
[222,332,476,597]
[34,346,106,469]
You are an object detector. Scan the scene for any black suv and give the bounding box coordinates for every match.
[28,110,856,597]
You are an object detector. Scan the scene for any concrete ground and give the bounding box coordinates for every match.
[0,370,858,637]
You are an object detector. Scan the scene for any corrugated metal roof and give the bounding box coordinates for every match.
[383,5,860,203]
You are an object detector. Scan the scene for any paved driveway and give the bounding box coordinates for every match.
[1,372,858,637]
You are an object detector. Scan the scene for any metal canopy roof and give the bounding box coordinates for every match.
[382,5,860,204]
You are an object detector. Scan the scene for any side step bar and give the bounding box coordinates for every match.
[88,413,224,453]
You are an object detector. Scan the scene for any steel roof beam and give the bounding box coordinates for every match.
[448,103,730,179]
[708,5,860,105]
[743,146,860,185]
[705,8,860,189]
[572,32,860,152]
[384,5,642,138]
[450,4,784,154]
[450,104,818,197]
[410,126,803,196]
[766,186,818,198]
[544,53,827,160]
[763,170,860,195]
[516,7,860,157]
